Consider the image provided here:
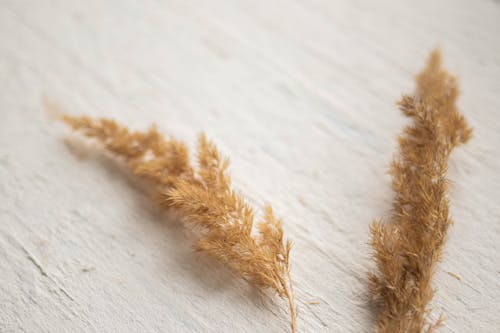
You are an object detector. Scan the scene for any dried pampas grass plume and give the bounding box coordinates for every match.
[57,114,297,332]
[369,50,472,333]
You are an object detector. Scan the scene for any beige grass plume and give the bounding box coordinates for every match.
[58,114,297,332]
[369,50,472,332]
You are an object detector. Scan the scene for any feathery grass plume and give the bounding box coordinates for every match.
[59,114,297,332]
[369,50,472,333]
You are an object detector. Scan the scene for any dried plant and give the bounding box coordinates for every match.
[58,114,297,332]
[369,50,472,333]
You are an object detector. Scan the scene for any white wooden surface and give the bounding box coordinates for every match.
[1,1,499,332]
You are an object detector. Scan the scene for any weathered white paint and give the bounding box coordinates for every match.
[1,0,499,332]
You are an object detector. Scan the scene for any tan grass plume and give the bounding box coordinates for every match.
[369,50,472,332]
[57,114,297,332]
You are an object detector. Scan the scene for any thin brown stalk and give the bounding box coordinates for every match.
[58,114,297,332]
[285,262,297,332]
[369,50,472,333]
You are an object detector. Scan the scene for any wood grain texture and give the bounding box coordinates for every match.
[0,0,499,332]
